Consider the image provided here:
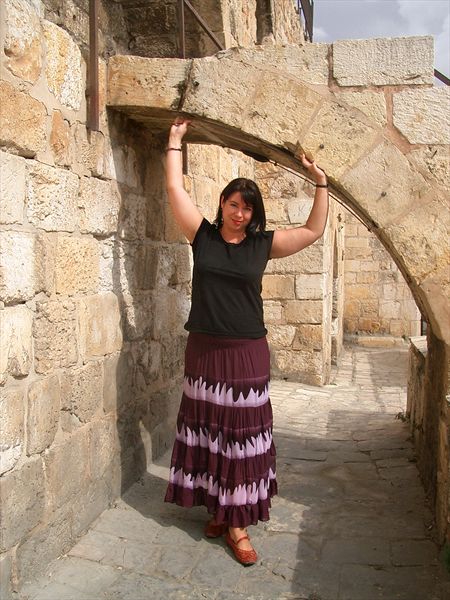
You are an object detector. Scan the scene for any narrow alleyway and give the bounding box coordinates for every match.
[20,346,449,600]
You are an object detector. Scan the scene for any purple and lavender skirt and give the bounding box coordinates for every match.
[164,332,277,528]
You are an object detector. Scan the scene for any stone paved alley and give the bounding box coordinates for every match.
[19,345,450,600]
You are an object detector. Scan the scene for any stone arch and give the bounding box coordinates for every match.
[107,47,449,345]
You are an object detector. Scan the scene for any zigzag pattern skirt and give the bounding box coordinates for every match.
[164,332,277,527]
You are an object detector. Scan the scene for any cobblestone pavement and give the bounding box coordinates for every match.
[20,345,450,600]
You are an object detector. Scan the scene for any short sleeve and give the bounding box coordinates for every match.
[191,218,211,250]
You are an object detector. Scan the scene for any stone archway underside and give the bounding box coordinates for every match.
[107,47,449,344]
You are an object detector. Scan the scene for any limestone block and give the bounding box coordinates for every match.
[108,56,191,110]
[50,110,70,166]
[3,0,43,83]
[337,91,387,128]
[384,193,449,284]
[333,36,434,86]
[393,88,450,144]
[341,141,429,229]
[0,386,25,475]
[27,162,79,232]
[272,349,323,385]
[0,81,47,157]
[0,456,45,551]
[0,152,26,224]
[0,306,33,384]
[89,416,118,480]
[118,193,147,240]
[266,244,323,275]
[69,123,105,177]
[293,324,323,351]
[285,300,323,324]
[102,352,120,414]
[190,178,221,221]
[187,144,220,181]
[0,232,36,302]
[300,100,379,179]
[79,293,123,359]
[146,191,166,242]
[379,300,401,320]
[262,274,295,300]
[43,430,90,510]
[153,287,190,340]
[256,161,298,200]
[226,44,329,85]
[60,361,103,430]
[266,324,296,348]
[33,299,78,374]
[135,245,159,290]
[0,551,12,600]
[121,291,154,341]
[408,145,450,192]
[104,143,139,189]
[43,21,83,110]
[295,273,325,300]
[55,235,99,295]
[78,177,121,236]
[263,300,283,324]
[287,194,314,224]
[26,375,60,455]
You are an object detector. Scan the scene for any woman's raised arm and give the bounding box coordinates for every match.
[270,156,329,259]
[165,119,203,243]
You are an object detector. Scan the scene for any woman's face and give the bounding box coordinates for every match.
[221,192,253,233]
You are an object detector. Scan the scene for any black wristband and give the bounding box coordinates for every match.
[165,147,182,152]
[315,183,328,188]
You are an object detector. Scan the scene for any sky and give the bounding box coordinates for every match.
[312,0,450,77]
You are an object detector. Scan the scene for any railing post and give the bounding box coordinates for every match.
[88,0,99,131]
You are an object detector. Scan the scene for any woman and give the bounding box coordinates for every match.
[164,118,329,565]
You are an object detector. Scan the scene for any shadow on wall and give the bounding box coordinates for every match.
[107,112,190,496]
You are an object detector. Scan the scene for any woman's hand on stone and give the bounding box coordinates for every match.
[169,118,191,144]
[300,153,327,185]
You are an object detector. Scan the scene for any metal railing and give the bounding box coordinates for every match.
[297,0,314,42]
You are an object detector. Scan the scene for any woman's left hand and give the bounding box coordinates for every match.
[300,153,327,185]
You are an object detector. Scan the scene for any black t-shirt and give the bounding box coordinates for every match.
[185,219,274,338]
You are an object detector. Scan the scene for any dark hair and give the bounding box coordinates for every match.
[214,178,266,235]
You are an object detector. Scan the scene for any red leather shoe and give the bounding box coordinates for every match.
[204,520,228,538]
[225,532,258,566]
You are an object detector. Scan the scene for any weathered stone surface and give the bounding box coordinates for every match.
[263,300,283,324]
[104,143,140,189]
[108,55,190,109]
[285,300,323,324]
[393,88,450,144]
[300,100,379,179]
[0,386,25,475]
[50,110,70,166]
[419,264,450,345]
[228,43,329,85]
[0,151,26,224]
[333,36,434,86]
[89,416,118,480]
[27,375,60,455]
[0,551,13,600]
[0,232,37,302]
[79,293,123,359]
[43,430,90,510]
[27,162,79,232]
[337,91,387,128]
[121,291,154,341]
[272,348,323,385]
[3,0,43,83]
[266,244,323,275]
[43,21,83,110]
[293,324,323,350]
[341,141,429,229]
[408,145,450,192]
[60,361,103,429]
[0,305,33,384]
[118,192,147,240]
[0,81,47,157]
[267,324,296,348]
[70,124,105,177]
[286,193,313,224]
[295,273,325,300]
[78,177,121,236]
[34,299,78,374]
[262,274,295,300]
[55,235,99,295]
[384,194,449,285]
[0,456,45,551]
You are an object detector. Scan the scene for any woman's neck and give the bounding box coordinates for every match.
[220,225,246,244]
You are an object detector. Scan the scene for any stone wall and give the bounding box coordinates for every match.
[344,210,421,338]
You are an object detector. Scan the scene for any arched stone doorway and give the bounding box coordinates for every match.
[107,45,449,542]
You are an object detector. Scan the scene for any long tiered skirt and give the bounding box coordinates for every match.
[164,332,277,527]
